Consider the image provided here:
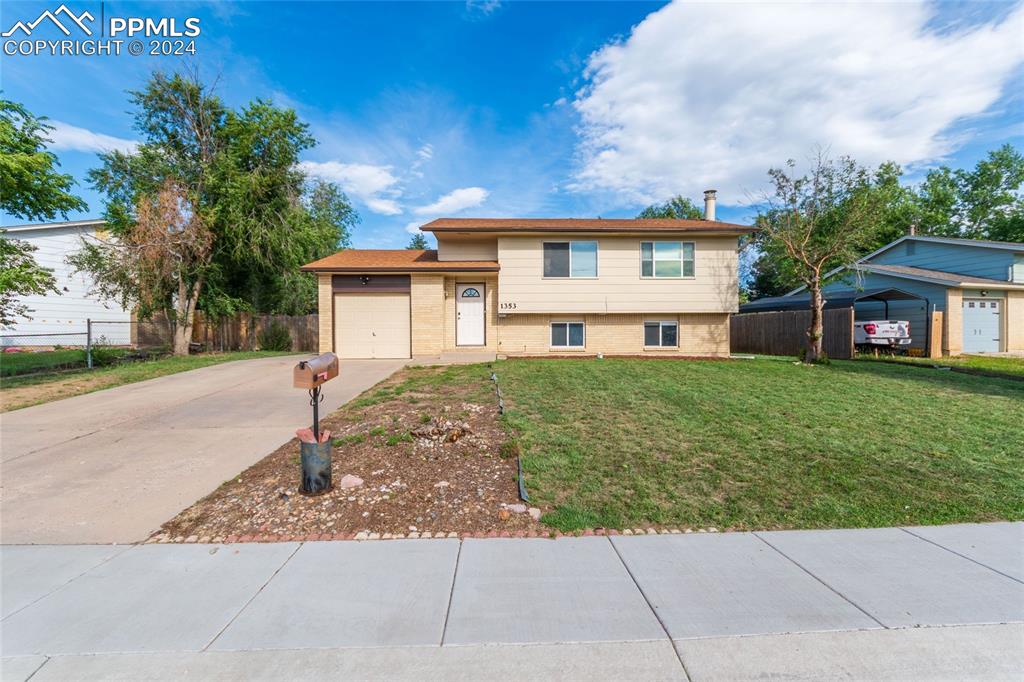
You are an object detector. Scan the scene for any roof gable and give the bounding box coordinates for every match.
[785,234,1024,296]
[863,235,1024,263]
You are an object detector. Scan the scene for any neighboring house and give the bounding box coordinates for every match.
[780,235,1024,355]
[302,193,753,359]
[0,219,131,345]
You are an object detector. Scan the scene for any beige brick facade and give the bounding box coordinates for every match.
[944,288,963,356]
[317,275,732,359]
[495,313,730,357]
[410,274,445,356]
[1006,290,1024,352]
[317,274,333,353]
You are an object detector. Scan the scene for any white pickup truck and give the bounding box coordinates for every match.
[854,320,912,352]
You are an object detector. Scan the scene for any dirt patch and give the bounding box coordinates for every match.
[157,366,542,541]
[1,373,123,412]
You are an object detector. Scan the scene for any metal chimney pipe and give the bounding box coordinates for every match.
[703,189,717,221]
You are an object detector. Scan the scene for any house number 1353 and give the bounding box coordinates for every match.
[500,302,517,310]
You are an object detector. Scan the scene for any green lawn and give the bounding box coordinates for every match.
[490,357,1023,531]
[1,348,94,377]
[860,353,1024,379]
[1,351,296,411]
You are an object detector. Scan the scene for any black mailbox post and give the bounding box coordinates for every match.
[294,353,339,495]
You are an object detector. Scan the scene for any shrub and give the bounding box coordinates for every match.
[258,320,292,351]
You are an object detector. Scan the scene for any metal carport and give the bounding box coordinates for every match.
[735,288,932,357]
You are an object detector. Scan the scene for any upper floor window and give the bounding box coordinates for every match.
[641,241,694,278]
[544,241,598,278]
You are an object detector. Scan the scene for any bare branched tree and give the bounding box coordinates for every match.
[72,180,212,355]
[758,151,883,363]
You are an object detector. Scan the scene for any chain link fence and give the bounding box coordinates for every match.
[1,319,167,379]
[2,312,317,380]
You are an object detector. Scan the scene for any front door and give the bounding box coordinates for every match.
[962,298,1000,353]
[456,283,485,346]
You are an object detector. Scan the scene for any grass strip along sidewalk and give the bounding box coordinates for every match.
[0,351,294,412]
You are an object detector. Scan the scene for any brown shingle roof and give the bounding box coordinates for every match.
[421,217,754,234]
[301,249,499,273]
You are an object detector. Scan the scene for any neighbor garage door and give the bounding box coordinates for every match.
[334,293,410,358]
[962,298,1000,353]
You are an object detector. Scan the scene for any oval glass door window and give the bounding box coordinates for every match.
[461,288,480,298]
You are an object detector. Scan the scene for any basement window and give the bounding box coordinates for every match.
[644,321,678,347]
[551,322,585,348]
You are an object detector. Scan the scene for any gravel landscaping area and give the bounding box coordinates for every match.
[156,365,541,542]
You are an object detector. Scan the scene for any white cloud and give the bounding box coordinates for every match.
[406,186,490,234]
[298,160,404,215]
[416,144,434,161]
[47,121,137,154]
[465,0,502,18]
[413,187,490,215]
[366,198,402,215]
[572,1,1024,204]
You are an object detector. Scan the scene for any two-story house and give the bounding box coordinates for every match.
[302,195,753,359]
[781,235,1024,354]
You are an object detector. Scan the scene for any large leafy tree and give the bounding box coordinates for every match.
[637,195,703,219]
[407,232,428,249]
[71,71,354,353]
[0,99,87,221]
[914,144,1023,242]
[748,146,1024,298]
[0,98,88,326]
[757,153,885,363]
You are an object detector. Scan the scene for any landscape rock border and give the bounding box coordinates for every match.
[145,526,722,543]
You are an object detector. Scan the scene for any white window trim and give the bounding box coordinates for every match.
[643,320,679,348]
[543,241,599,279]
[640,240,695,279]
[550,321,586,349]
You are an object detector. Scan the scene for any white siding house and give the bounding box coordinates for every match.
[1,219,131,346]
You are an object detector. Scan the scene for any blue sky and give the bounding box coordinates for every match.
[2,0,1023,248]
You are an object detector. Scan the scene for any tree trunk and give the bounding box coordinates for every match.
[172,322,191,356]
[171,278,203,356]
[806,284,825,363]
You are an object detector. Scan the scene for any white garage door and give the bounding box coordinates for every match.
[334,293,410,358]
[962,298,1000,353]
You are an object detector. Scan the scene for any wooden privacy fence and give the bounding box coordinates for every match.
[136,312,319,352]
[730,308,854,359]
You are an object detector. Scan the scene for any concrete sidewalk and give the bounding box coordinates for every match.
[2,522,1021,680]
[0,356,405,544]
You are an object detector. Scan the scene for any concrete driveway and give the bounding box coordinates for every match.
[0,356,405,544]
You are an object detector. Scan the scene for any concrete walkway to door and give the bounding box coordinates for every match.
[0,356,406,545]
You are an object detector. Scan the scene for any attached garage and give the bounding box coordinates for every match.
[331,276,411,359]
[962,297,1001,353]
